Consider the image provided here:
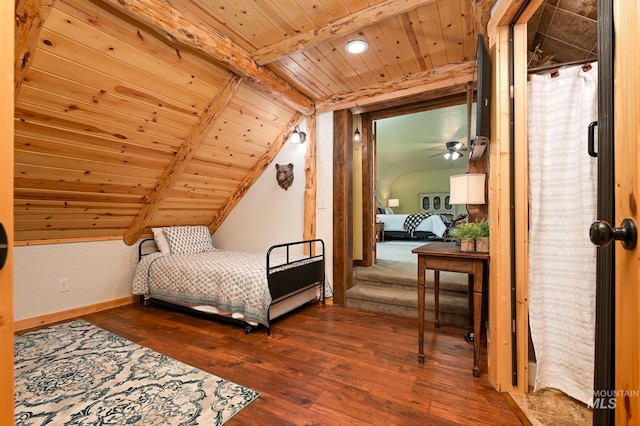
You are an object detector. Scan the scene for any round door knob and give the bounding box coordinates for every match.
[590,218,637,250]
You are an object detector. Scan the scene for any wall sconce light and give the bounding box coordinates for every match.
[290,126,306,144]
[449,173,486,205]
[353,128,362,148]
[345,39,369,54]
[388,198,400,208]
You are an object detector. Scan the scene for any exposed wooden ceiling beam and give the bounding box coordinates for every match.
[123,73,242,245]
[208,112,306,233]
[314,59,476,114]
[14,0,54,95]
[357,88,471,118]
[472,0,498,37]
[99,0,315,116]
[251,0,439,65]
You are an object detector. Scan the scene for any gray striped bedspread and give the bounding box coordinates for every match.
[133,250,273,326]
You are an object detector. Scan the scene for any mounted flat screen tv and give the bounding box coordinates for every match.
[470,34,491,161]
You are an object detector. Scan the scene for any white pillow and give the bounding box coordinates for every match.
[151,227,170,254]
[385,207,394,214]
[163,225,214,255]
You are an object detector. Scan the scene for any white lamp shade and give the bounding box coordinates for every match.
[449,173,486,204]
[388,198,400,208]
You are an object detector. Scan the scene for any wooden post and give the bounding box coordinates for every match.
[332,110,353,305]
[303,115,317,255]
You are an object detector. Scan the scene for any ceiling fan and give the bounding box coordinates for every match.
[429,141,468,160]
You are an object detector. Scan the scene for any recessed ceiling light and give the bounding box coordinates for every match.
[345,39,368,54]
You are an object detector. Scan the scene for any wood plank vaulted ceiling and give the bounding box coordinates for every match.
[14,0,495,244]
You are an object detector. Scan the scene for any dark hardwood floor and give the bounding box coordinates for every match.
[77,302,522,425]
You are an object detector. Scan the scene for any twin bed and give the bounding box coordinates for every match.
[133,225,326,334]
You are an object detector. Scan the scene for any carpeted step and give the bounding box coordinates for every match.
[353,272,469,294]
[346,283,470,328]
[348,242,473,329]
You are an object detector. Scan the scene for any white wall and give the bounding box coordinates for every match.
[13,113,335,322]
[213,113,334,293]
[13,240,140,321]
[391,167,467,214]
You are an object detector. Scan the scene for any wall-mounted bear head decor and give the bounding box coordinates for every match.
[275,163,294,190]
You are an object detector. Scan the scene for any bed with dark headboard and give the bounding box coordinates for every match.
[134,225,325,334]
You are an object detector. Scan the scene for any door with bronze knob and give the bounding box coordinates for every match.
[588,3,640,423]
[590,219,637,251]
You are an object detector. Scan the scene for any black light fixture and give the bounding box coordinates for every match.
[353,128,362,147]
[291,126,306,144]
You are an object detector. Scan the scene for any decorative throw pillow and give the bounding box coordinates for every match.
[163,225,214,255]
[151,227,170,254]
[385,207,394,214]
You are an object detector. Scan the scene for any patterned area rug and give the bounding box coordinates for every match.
[14,320,260,425]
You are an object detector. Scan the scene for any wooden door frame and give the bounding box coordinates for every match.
[333,96,472,305]
[357,94,472,270]
[613,0,640,421]
[332,110,354,305]
[488,0,625,404]
[0,0,14,420]
[486,0,545,392]
[593,0,615,423]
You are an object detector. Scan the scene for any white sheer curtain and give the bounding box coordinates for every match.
[527,62,598,405]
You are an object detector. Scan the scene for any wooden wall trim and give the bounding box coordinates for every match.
[614,0,640,421]
[14,235,140,246]
[1,0,15,419]
[360,114,374,267]
[513,22,530,393]
[14,296,138,332]
[315,60,476,114]
[487,0,537,393]
[303,114,317,247]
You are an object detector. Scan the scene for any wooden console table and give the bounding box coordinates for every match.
[412,242,489,377]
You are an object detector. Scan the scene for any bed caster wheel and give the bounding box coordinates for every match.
[465,332,474,342]
[245,325,253,334]
[143,299,150,306]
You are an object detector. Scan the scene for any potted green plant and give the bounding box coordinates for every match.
[475,220,490,252]
[450,222,479,252]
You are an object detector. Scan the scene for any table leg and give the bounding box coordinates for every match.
[468,274,474,330]
[472,260,483,377]
[434,270,440,328]
[417,257,425,364]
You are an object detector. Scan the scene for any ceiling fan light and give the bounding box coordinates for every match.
[452,151,461,160]
[444,152,451,160]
